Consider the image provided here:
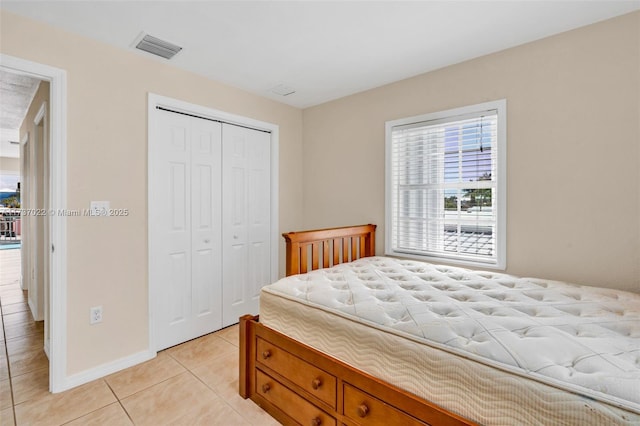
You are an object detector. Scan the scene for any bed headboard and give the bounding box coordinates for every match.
[282,224,377,276]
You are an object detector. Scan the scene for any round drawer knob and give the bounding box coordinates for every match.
[357,403,369,418]
[262,350,271,360]
[311,417,322,426]
[261,383,271,393]
[311,378,322,390]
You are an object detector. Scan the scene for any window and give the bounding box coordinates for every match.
[385,100,506,269]
[0,173,20,208]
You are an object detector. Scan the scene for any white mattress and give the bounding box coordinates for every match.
[260,256,640,425]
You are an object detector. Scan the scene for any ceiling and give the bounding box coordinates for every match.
[0,70,41,158]
[1,1,639,157]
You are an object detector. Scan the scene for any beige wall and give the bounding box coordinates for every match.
[1,6,638,384]
[0,156,20,173]
[1,10,304,375]
[302,12,640,293]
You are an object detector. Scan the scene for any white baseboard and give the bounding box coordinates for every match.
[27,297,44,321]
[56,349,156,392]
[27,298,38,321]
[43,339,50,359]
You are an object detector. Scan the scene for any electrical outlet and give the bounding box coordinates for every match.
[90,306,103,324]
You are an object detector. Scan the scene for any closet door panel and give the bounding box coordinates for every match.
[168,252,189,324]
[167,155,191,327]
[247,132,272,300]
[222,124,271,327]
[227,243,247,305]
[152,111,222,350]
[190,119,223,336]
[152,112,193,350]
[192,163,214,319]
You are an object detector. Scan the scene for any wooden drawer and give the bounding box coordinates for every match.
[256,369,336,426]
[343,384,428,426]
[257,337,337,408]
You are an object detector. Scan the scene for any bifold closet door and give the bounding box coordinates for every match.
[221,123,271,327]
[151,110,222,351]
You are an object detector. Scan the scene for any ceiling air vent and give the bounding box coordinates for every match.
[270,84,296,97]
[135,34,182,59]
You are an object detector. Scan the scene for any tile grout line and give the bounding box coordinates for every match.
[109,370,188,403]
[163,332,255,423]
[1,294,18,426]
[1,251,33,426]
[103,379,136,425]
[53,380,122,426]
[185,364,251,424]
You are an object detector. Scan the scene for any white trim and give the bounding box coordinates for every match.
[43,340,50,360]
[35,100,52,354]
[385,99,507,270]
[19,131,29,291]
[0,54,68,393]
[147,93,279,353]
[30,101,47,322]
[27,298,38,320]
[63,350,155,390]
[34,101,47,125]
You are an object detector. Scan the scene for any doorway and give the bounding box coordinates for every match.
[0,54,67,393]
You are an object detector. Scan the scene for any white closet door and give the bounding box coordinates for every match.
[222,124,271,326]
[189,117,223,339]
[151,110,222,350]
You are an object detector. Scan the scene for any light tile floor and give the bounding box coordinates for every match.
[0,248,280,425]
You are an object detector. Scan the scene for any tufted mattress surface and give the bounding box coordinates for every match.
[260,256,640,425]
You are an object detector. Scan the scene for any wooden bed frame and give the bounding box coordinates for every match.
[282,224,377,276]
[239,224,476,426]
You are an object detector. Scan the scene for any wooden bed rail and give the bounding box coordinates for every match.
[282,224,376,276]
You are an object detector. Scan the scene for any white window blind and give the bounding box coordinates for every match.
[386,100,506,268]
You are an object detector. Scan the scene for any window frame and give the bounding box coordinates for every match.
[385,99,507,270]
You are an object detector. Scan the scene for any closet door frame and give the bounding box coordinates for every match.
[147,93,279,353]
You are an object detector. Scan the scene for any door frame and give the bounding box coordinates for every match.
[0,54,68,393]
[147,93,279,352]
[29,101,47,322]
[19,131,29,292]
